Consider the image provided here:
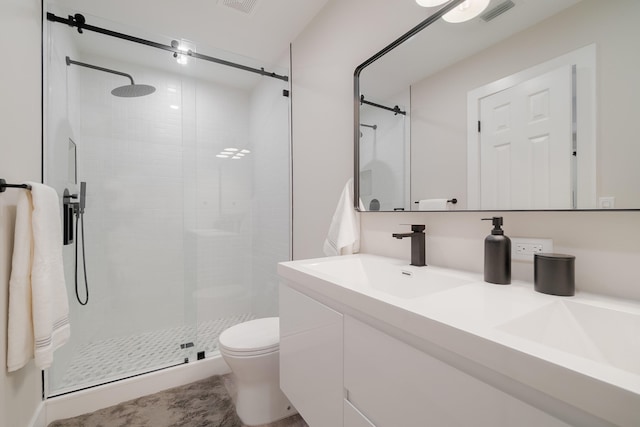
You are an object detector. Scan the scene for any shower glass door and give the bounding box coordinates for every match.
[45,7,199,395]
[44,4,291,396]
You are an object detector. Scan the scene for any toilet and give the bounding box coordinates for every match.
[219,317,296,426]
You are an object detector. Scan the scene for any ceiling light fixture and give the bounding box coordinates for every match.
[171,39,195,65]
[442,0,490,23]
[415,0,448,7]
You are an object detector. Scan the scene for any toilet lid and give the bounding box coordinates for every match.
[218,317,279,354]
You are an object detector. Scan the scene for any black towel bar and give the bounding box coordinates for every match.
[0,178,32,193]
[413,198,457,204]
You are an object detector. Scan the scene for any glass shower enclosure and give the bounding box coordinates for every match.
[44,5,291,396]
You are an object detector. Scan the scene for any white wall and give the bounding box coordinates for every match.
[291,0,437,260]
[291,0,640,301]
[0,1,45,426]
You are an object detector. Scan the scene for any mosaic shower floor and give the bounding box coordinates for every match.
[51,313,255,394]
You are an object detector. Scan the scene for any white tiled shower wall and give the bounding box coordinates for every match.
[46,26,290,390]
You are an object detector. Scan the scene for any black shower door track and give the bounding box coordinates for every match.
[46,12,289,82]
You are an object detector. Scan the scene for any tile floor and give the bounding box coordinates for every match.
[52,313,255,394]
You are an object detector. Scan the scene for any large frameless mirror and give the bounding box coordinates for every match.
[354,0,640,212]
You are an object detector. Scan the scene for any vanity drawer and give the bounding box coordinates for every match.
[343,315,571,427]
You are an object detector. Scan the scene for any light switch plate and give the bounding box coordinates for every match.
[511,237,553,261]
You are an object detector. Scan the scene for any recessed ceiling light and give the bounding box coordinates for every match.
[216,154,229,158]
[176,55,189,65]
[231,156,242,159]
[170,105,180,110]
[224,148,239,151]
[240,149,250,154]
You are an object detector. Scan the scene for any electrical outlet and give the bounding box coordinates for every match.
[599,196,615,209]
[511,237,553,261]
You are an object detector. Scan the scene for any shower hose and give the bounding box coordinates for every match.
[74,211,89,305]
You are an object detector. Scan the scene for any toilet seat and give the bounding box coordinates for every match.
[219,317,280,357]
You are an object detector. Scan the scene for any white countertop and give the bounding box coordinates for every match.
[278,254,640,426]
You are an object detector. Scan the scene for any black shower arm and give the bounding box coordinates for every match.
[66,56,135,85]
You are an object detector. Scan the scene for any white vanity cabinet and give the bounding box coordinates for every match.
[343,316,571,427]
[278,255,639,427]
[280,282,570,427]
[279,284,344,427]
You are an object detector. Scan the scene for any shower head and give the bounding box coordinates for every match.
[111,84,156,97]
[66,56,156,98]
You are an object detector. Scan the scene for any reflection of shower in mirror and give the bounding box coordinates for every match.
[359,123,377,138]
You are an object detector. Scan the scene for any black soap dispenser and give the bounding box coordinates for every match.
[482,217,511,285]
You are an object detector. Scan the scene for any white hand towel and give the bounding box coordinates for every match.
[7,183,70,372]
[323,179,363,256]
[418,199,449,211]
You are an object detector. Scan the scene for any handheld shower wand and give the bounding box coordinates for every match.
[75,181,89,305]
[63,182,90,305]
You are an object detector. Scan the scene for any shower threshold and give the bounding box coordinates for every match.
[49,313,254,396]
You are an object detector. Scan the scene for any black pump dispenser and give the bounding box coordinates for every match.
[482,217,511,284]
[487,216,504,235]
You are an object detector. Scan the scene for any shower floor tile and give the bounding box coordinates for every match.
[52,313,255,395]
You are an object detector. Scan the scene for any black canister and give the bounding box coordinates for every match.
[534,253,575,296]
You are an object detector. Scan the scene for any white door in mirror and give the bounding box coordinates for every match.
[479,65,573,210]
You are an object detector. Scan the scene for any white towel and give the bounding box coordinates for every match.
[418,199,449,211]
[323,179,363,256]
[7,182,70,372]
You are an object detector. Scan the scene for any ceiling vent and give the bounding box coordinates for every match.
[480,0,515,22]
[219,0,260,15]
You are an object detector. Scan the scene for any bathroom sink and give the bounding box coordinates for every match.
[498,300,640,374]
[302,255,473,299]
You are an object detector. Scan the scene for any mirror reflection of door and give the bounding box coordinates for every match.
[479,65,574,210]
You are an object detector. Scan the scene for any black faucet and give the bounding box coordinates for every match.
[392,224,426,267]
